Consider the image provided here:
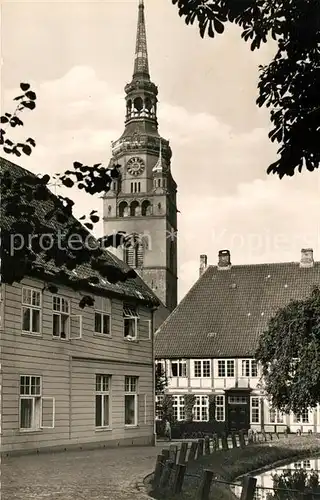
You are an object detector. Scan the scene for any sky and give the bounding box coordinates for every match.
[1,0,319,301]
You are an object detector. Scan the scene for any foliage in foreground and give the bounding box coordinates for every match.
[256,287,320,415]
[0,84,137,304]
[172,0,320,178]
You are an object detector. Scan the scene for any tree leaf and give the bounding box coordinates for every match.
[20,83,30,91]
[22,144,32,156]
[25,90,37,100]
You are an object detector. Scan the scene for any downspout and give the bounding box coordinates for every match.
[151,305,157,446]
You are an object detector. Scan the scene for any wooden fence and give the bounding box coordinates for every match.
[152,430,285,499]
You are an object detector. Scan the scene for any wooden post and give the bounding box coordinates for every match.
[239,430,245,448]
[212,433,218,451]
[178,442,188,464]
[231,431,237,448]
[197,438,204,458]
[169,444,178,464]
[240,476,257,500]
[188,441,198,462]
[197,469,214,500]
[159,459,175,490]
[204,436,211,455]
[172,463,186,494]
[153,454,165,488]
[221,432,229,450]
[269,432,273,441]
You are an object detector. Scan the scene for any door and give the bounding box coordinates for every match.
[227,395,249,432]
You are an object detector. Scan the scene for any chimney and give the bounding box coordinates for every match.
[199,254,208,277]
[300,248,314,268]
[218,249,231,269]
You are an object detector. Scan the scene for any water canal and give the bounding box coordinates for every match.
[233,457,320,500]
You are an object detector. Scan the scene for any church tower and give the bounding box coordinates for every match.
[103,0,178,312]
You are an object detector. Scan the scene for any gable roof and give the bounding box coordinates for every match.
[155,260,320,358]
[0,156,159,307]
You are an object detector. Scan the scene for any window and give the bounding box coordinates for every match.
[22,287,41,334]
[123,304,139,339]
[155,395,164,420]
[293,409,309,423]
[228,396,247,404]
[94,297,111,336]
[215,395,225,421]
[294,460,311,469]
[52,296,69,339]
[217,360,235,377]
[19,375,54,430]
[95,375,111,428]
[269,407,284,424]
[193,396,209,421]
[250,397,260,423]
[170,359,187,377]
[241,359,258,377]
[194,360,211,378]
[125,376,138,426]
[172,395,185,421]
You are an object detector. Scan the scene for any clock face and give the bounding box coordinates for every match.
[126,157,145,176]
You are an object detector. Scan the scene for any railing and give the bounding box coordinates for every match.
[150,430,304,500]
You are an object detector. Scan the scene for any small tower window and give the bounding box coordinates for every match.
[133,97,143,112]
[131,182,134,193]
[130,201,140,217]
[138,182,141,192]
[141,200,151,216]
[119,201,129,217]
[158,179,161,187]
[123,234,146,269]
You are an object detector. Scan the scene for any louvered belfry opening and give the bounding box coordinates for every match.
[123,233,146,269]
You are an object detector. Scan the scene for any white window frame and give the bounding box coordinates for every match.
[21,287,42,335]
[193,360,211,378]
[94,297,112,337]
[172,395,185,421]
[250,396,260,424]
[19,375,55,431]
[155,360,166,378]
[215,394,225,422]
[293,408,310,424]
[124,376,138,427]
[268,404,284,424]
[52,295,70,340]
[193,395,209,421]
[95,374,111,429]
[170,359,187,378]
[241,359,258,378]
[217,359,235,378]
[123,304,139,340]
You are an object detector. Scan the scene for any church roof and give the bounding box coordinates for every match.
[155,254,320,358]
[0,156,160,307]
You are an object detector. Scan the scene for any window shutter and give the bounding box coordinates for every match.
[138,393,147,425]
[40,397,55,429]
[138,319,151,340]
[69,315,83,339]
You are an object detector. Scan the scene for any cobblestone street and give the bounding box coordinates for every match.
[1,442,174,500]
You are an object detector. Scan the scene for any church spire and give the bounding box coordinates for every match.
[133,0,149,79]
